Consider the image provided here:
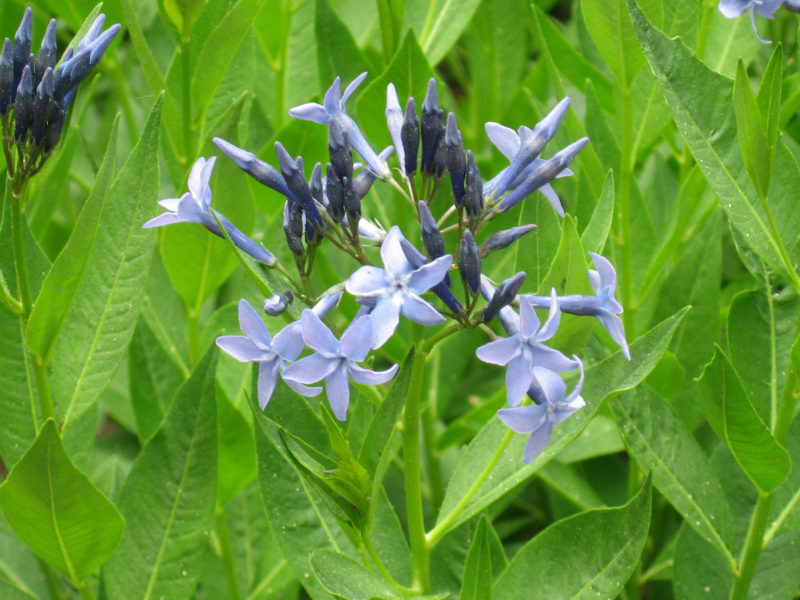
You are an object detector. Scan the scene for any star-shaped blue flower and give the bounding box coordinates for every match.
[476,291,578,406]
[289,73,391,180]
[143,156,276,265]
[282,310,399,420]
[498,361,585,464]
[216,300,320,409]
[345,226,452,348]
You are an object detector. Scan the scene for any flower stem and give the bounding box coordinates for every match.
[402,335,430,593]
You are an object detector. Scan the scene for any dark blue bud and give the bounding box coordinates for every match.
[309,162,323,204]
[78,14,106,51]
[342,175,361,222]
[35,19,58,85]
[32,67,54,143]
[325,162,344,222]
[400,238,463,313]
[401,97,419,176]
[464,150,483,219]
[480,224,536,257]
[328,118,353,181]
[431,132,446,179]
[213,137,297,202]
[283,200,305,255]
[275,141,324,230]
[352,146,391,199]
[418,201,445,258]
[86,23,120,65]
[43,106,65,153]
[264,291,293,316]
[444,113,466,203]
[210,210,277,265]
[14,64,33,142]
[54,48,90,102]
[421,78,443,176]
[0,39,13,115]
[457,229,481,296]
[483,271,526,322]
[12,8,33,87]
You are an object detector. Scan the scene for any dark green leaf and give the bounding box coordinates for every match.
[734,60,771,199]
[460,516,493,600]
[311,550,396,600]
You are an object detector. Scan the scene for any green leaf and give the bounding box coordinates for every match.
[47,97,162,434]
[27,118,119,363]
[701,8,760,77]
[315,0,371,89]
[460,516,494,600]
[698,348,791,494]
[610,387,736,566]
[417,0,482,65]
[0,420,124,582]
[192,0,271,124]
[580,170,614,254]
[216,383,257,507]
[494,477,651,599]
[672,523,731,599]
[435,308,687,538]
[161,0,205,36]
[734,60,771,199]
[581,0,646,89]
[629,0,800,276]
[103,347,218,600]
[757,44,782,154]
[311,550,397,600]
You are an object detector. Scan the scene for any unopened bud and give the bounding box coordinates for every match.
[480,224,536,257]
[309,162,323,203]
[275,141,323,229]
[36,19,58,84]
[325,163,344,222]
[464,150,483,220]
[444,113,466,204]
[401,97,419,176]
[421,78,443,176]
[0,39,13,115]
[264,291,294,316]
[418,201,445,258]
[14,64,33,142]
[283,200,304,255]
[458,230,481,296]
[328,119,353,181]
[12,8,32,86]
[483,272,526,322]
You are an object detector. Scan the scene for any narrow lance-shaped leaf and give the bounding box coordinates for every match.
[0,420,124,583]
[494,477,652,599]
[461,516,494,600]
[103,347,218,600]
[733,60,770,199]
[310,550,396,600]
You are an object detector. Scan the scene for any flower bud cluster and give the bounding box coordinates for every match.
[1,8,119,177]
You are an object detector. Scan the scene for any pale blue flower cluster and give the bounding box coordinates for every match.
[718,0,799,42]
[144,72,630,459]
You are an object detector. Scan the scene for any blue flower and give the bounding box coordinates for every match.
[282,310,399,420]
[345,226,452,348]
[524,253,629,360]
[718,0,783,42]
[216,300,320,409]
[143,156,277,265]
[497,361,585,464]
[476,291,578,406]
[289,73,392,180]
[385,83,406,175]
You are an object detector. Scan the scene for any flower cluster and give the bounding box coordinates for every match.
[719,0,800,42]
[1,8,119,176]
[144,72,629,461]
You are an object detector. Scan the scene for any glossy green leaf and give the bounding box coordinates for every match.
[315,0,370,89]
[734,60,771,199]
[580,170,614,254]
[698,348,791,494]
[581,0,647,89]
[494,477,651,599]
[161,0,204,36]
[610,387,735,566]
[47,97,161,434]
[0,420,124,582]
[103,348,218,600]
[416,0,482,65]
[216,383,257,507]
[757,44,782,158]
[460,516,494,600]
[435,308,687,538]
[311,550,396,600]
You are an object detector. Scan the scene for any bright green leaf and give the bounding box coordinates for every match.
[311,550,396,599]
[580,170,614,254]
[460,516,494,600]
[734,60,771,199]
[416,0,482,65]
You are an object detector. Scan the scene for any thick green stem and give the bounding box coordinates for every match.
[215,509,242,600]
[402,339,430,593]
[730,492,772,600]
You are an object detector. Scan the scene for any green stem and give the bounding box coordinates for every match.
[426,429,514,548]
[38,558,63,600]
[422,352,444,509]
[77,579,96,600]
[761,198,800,297]
[215,509,242,600]
[730,492,772,600]
[402,338,430,593]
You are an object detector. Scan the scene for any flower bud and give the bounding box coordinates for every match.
[401,97,419,176]
[400,238,463,313]
[309,162,323,204]
[213,137,296,202]
[464,150,483,220]
[263,291,294,316]
[32,67,54,143]
[328,118,353,181]
[444,113,466,204]
[480,224,537,257]
[283,200,304,256]
[343,176,361,222]
[43,106,65,153]
[421,78,443,176]
[0,39,13,116]
[483,271,526,322]
[418,201,445,258]
[458,230,481,296]
[14,64,33,142]
[12,8,32,87]
[325,162,344,222]
[275,141,324,229]
[35,19,58,84]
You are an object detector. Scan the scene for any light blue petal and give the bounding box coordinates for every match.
[142,213,181,229]
[539,183,564,217]
[497,403,548,434]
[529,344,579,373]
[524,422,554,463]
[348,362,398,385]
[400,294,446,326]
[340,315,373,362]
[300,310,341,357]
[506,354,534,406]
[158,198,181,212]
[283,376,322,398]
[536,289,561,341]
[288,102,330,124]
[272,322,304,361]
[341,72,368,108]
[475,335,521,366]
[346,266,389,296]
[311,291,343,317]
[519,296,541,339]
[597,312,631,360]
[407,255,452,293]
[216,335,269,363]
[324,77,342,114]
[326,364,350,420]
[176,193,208,223]
[238,299,271,349]
[533,366,567,405]
[485,122,520,160]
[719,0,751,17]
[282,353,339,384]
[381,227,414,277]
[257,360,281,409]
[386,83,405,174]
[590,252,617,293]
[370,295,402,349]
